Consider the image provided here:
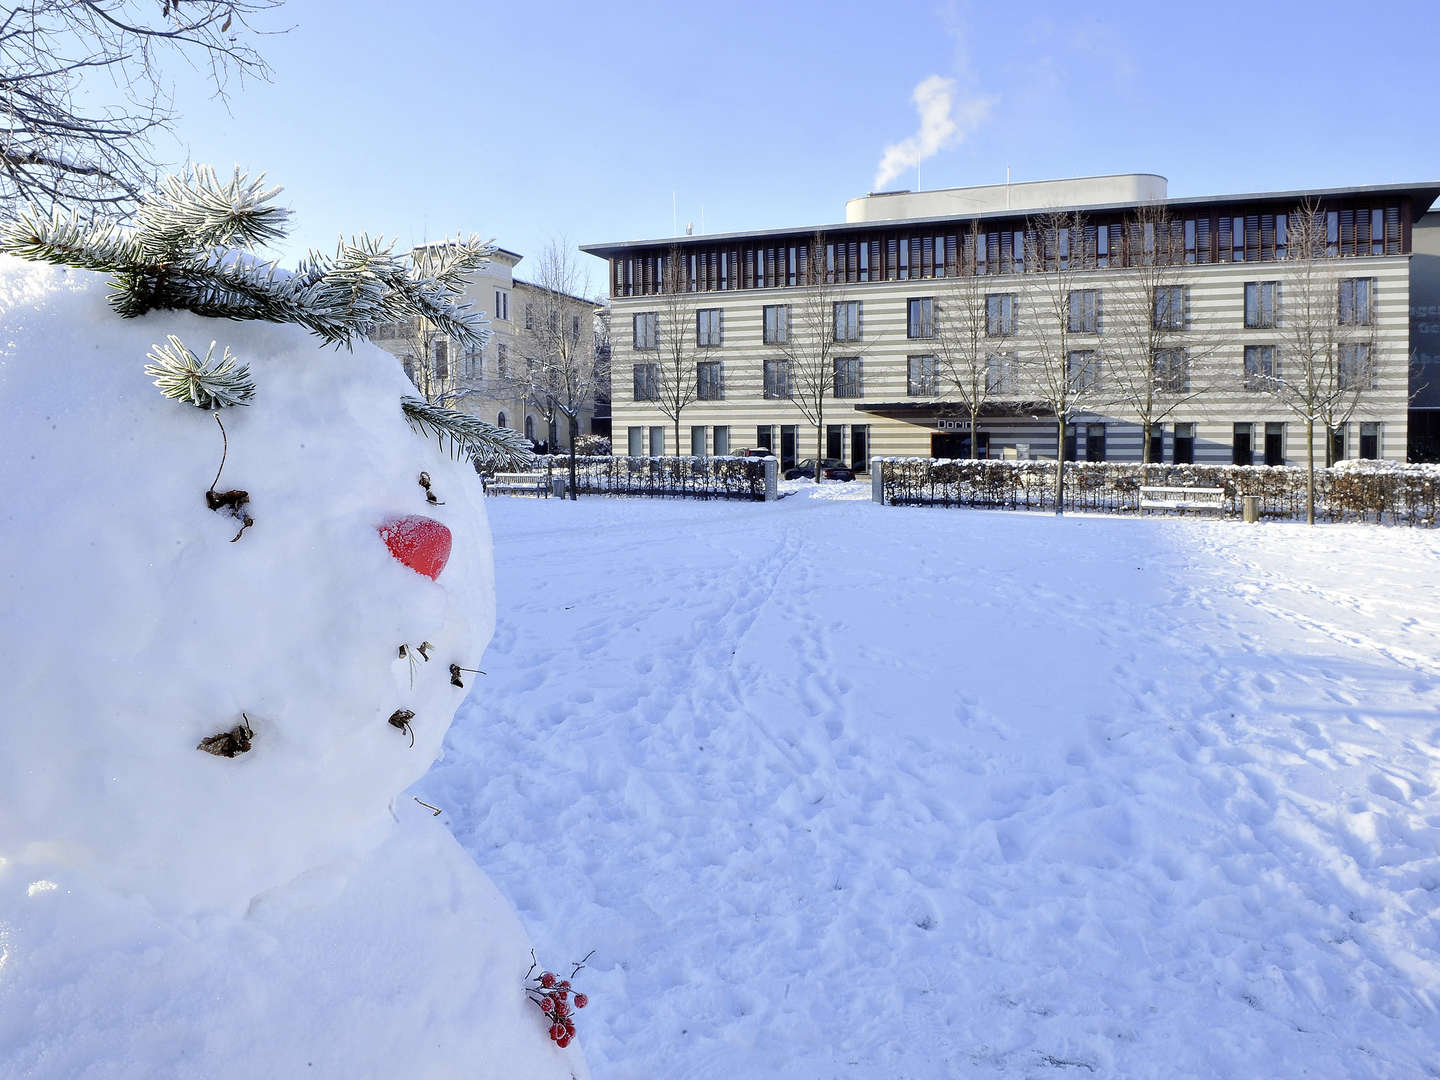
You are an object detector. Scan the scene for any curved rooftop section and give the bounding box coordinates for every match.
[845,174,1169,223]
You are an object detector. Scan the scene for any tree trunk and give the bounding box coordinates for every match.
[1324,425,1336,467]
[1141,421,1152,464]
[815,422,824,483]
[1054,414,1066,516]
[970,403,980,459]
[1305,416,1316,526]
[567,414,578,501]
[673,417,680,460]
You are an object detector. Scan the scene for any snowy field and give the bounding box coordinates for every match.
[418,484,1440,1079]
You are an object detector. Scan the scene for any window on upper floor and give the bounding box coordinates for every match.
[493,289,509,321]
[633,312,659,350]
[1339,278,1375,326]
[1068,290,1100,334]
[763,358,791,399]
[907,297,935,339]
[1068,349,1101,392]
[697,360,724,400]
[986,352,1017,395]
[1338,343,1375,390]
[697,308,723,347]
[1152,348,1189,393]
[1244,282,1278,329]
[524,303,534,330]
[833,356,862,398]
[1244,344,1277,390]
[833,301,862,342]
[632,363,659,401]
[763,304,790,345]
[907,355,938,396]
[986,293,1016,337]
[1154,285,1187,330]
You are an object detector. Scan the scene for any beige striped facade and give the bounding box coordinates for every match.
[586,178,1435,469]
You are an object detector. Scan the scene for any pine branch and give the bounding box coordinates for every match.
[133,166,289,258]
[144,334,255,409]
[401,397,535,470]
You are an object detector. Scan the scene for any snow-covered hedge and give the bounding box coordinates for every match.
[878,458,1440,525]
[527,454,769,501]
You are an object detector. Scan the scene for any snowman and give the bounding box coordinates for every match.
[0,169,589,1079]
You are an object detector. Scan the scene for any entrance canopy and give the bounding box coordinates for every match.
[852,400,1056,426]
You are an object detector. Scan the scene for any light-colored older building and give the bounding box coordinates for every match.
[371,246,606,451]
[583,175,1440,469]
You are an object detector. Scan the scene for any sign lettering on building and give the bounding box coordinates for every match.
[937,418,971,432]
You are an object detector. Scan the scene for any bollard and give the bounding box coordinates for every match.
[872,461,885,505]
[763,457,778,501]
[1242,495,1260,523]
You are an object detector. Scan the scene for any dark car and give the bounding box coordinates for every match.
[737,447,775,458]
[785,458,855,481]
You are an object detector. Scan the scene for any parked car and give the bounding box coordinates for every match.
[736,447,775,458]
[785,458,855,481]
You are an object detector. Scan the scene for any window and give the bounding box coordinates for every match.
[1233,422,1253,465]
[986,293,1016,337]
[498,411,508,429]
[524,303,534,330]
[571,314,581,341]
[697,308,723,347]
[402,358,415,385]
[1338,343,1374,390]
[1068,349,1100,392]
[1360,422,1380,459]
[1085,423,1106,462]
[627,426,644,456]
[1339,278,1375,326]
[493,290,509,321]
[1264,422,1285,466]
[1244,282,1278,329]
[524,415,535,443]
[834,301,863,341]
[632,363,658,401]
[756,425,774,451]
[697,360,724,400]
[713,425,730,456]
[649,426,665,456]
[986,352,1017,395]
[691,426,706,457]
[433,340,448,380]
[1153,285,1186,330]
[1173,422,1195,464]
[1148,424,1164,464]
[1068,290,1100,334]
[827,425,844,461]
[1152,348,1189,393]
[633,312,659,350]
[763,304,790,344]
[1244,345,1277,390]
[1329,427,1345,463]
[850,425,870,472]
[907,355,938,396]
[834,356,862,398]
[763,359,791,399]
[497,342,508,379]
[907,297,935,339]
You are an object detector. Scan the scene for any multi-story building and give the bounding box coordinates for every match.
[371,245,607,450]
[583,175,1440,470]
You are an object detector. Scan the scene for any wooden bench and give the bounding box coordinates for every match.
[1138,485,1225,514]
[486,472,550,497]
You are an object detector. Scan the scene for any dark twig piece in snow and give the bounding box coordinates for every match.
[413,796,442,817]
[418,471,443,505]
[570,950,596,979]
[388,708,415,748]
[449,663,487,687]
[197,712,255,757]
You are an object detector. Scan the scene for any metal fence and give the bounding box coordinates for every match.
[876,458,1440,526]
[524,455,774,502]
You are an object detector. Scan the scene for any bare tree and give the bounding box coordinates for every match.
[519,241,604,498]
[770,233,861,477]
[1,0,284,216]
[1018,208,1108,513]
[1104,203,1223,462]
[933,220,995,458]
[650,245,698,454]
[1256,199,1378,524]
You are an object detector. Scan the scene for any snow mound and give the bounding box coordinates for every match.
[0,257,584,1078]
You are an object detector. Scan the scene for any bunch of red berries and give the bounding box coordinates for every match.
[525,951,593,1050]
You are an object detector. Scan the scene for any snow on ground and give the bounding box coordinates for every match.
[419,483,1440,1079]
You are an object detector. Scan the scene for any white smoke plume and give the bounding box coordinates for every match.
[873,75,995,191]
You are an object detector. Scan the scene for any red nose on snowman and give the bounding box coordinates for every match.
[378,515,452,580]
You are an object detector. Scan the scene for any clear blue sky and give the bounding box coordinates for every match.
[167,0,1440,297]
